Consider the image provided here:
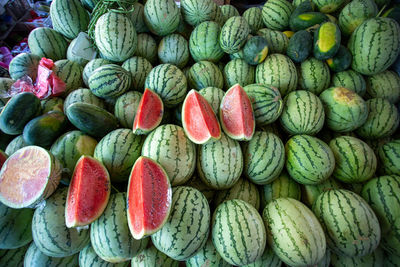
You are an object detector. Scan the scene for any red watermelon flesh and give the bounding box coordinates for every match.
[127,156,172,240]
[182,89,221,144]
[0,150,7,169]
[132,88,163,135]
[65,155,110,228]
[220,84,255,141]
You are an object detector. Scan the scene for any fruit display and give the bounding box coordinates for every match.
[0,0,400,266]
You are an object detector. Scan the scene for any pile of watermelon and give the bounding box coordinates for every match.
[0,0,400,265]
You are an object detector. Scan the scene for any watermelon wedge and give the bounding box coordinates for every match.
[132,88,164,135]
[0,150,7,169]
[127,156,172,240]
[182,89,221,144]
[65,156,110,228]
[0,146,61,209]
[219,84,255,141]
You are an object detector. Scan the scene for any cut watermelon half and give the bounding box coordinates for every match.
[132,88,164,135]
[127,156,172,240]
[219,84,255,141]
[182,89,221,144]
[0,146,61,209]
[0,150,7,169]
[65,156,110,228]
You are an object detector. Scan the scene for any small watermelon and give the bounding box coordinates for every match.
[127,156,172,239]
[133,88,164,135]
[219,84,255,141]
[182,89,221,144]
[65,156,110,228]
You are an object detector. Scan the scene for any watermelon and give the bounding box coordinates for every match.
[114,91,142,128]
[127,156,172,239]
[326,45,352,73]
[356,98,400,139]
[0,146,61,209]
[32,187,90,257]
[348,17,400,75]
[189,21,224,63]
[128,2,149,34]
[181,89,221,144]
[243,7,264,34]
[24,242,79,267]
[50,0,89,39]
[223,59,255,89]
[313,189,381,257]
[132,88,163,135]
[319,87,368,132]
[8,53,40,81]
[158,34,189,69]
[366,70,400,104]
[286,30,313,63]
[0,203,33,249]
[144,0,180,36]
[95,12,137,62]
[302,178,341,207]
[122,56,153,91]
[378,139,400,175]
[28,27,69,61]
[220,5,239,23]
[94,129,142,183]
[257,28,289,54]
[243,84,283,126]
[262,0,294,31]
[243,131,285,185]
[184,176,215,204]
[381,217,400,256]
[0,78,13,102]
[80,243,130,267]
[219,16,250,54]
[198,86,225,115]
[0,243,30,266]
[40,97,64,114]
[242,36,269,66]
[131,245,179,267]
[219,84,255,141]
[279,90,325,135]
[197,132,242,190]
[212,199,266,266]
[63,88,105,113]
[298,57,331,95]
[65,156,110,228]
[331,69,366,96]
[214,177,260,210]
[338,0,378,36]
[134,33,157,65]
[90,192,148,263]
[151,186,210,261]
[313,22,341,60]
[313,0,346,13]
[255,53,298,96]
[330,247,383,267]
[188,61,224,90]
[264,198,326,267]
[145,64,187,107]
[186,238,230,267]
[82,58,112,87]
[53,59,83,95]
[0,150,6,169]
[5,135,27,156]
[142,124,196,186]
[241,246,282,267]
[180,0,218,27]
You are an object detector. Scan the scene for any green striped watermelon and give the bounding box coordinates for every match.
[255,53,298,96]
[91,192,148,263]
[244,83,283,126]
[263,197,326,267]
[243,131,284,185]
[80,0,98,11]
[198,87,225,115]
[198,132,243,189]
[220,5,239,23]
[189,21,225,63]
[381,217,400,256]
[214,178,260,210]
[212,199,266,266]
[63,88,105,113]
[223,59,255,89]
[378,140,400,175]
[142,124,196,186]
[262,0,294,31]
[151,186,210,261]
[41,97,63,114]
[219,16,250,54]
[32,187,90,257]
[80,244,130,267]
[331,69,366,96]
[188,61,224,90]
[54,59,83,95]
[158,34,189,69]
[0,203,33,249]
[24,242,79,267]
[82,58,112,87]
[319,87,368,132]
[114,91,142,128]
[184,176,215,203]
[313,0,346,13]
[338,0,378,36]
[131,246,178,266]
[135,33,157,65]
[50,0,89,39]
[128,2,149,34]
[286,135,335,185]
[313,189,381,257]
[302,178,341,207]
[330,247,383,267]
[356,98,399,139]
[298,57,331,95]
[257,28,289,54]
[28,27,69,61]
[366,70,400,104]
[279,90,325,135]
[186,238,230,267]
[243,7,264,34]
[8,53,40,81]
[0,243,30,266]
[144,0,180,36]
[145,63,187,107]
[5,135,27,156]
[180,0,218,26]
[122,56,153,91]
[329,136,377,183]
[348,17,400,75]
[241,246,282,267]
[95,12,137,62]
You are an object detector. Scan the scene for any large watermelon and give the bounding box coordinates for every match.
[144,0,180,36]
